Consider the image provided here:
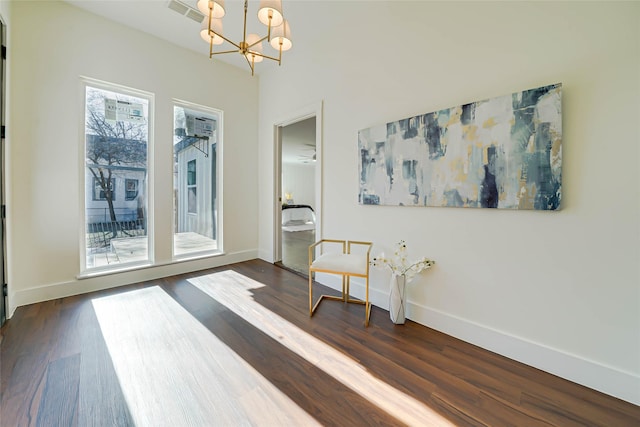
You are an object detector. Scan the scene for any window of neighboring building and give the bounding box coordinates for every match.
[187,160,197,214]
[125,179,139,201]
[93,177,115,201]
[83,80,152,271]
[173,102,221,258]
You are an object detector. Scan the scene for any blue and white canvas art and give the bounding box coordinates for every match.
[358,84,562,210]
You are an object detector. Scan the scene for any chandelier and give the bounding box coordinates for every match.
[197,0,292,76]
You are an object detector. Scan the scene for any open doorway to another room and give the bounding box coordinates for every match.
[278,117,317,276]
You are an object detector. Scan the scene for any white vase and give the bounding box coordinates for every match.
[389,274,407,324]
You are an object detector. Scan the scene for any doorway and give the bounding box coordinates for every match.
[279,117,316,275]
[273,102,323,277]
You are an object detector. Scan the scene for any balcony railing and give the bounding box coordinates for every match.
[86,208,140,224]
[86,218,146,250]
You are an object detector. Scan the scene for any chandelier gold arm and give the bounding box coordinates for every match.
[265,10,273,42]
[202,0,289,74]
[248,51,280,63]
[242,0,248,47]
[209,30,241,50]
[244,52,256,76]
[247,34,269,49]
[207,6,213,58]
[210,49,243,56]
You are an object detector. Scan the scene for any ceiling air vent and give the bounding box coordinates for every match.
[167,0,205,23]
[185,8,205,23]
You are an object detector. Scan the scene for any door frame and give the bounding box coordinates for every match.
[273,101,323,263]
[0,17,6,325]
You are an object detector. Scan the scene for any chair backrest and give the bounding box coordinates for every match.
[347,240,373,274]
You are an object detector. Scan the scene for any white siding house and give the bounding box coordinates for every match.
[174,136,217,240]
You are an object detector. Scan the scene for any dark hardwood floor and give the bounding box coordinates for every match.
[1,259,639,426]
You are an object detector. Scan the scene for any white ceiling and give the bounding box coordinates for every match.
[64,0,293,74]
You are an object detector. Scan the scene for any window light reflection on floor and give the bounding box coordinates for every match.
[92,286,320,426]
[188,270,454,426]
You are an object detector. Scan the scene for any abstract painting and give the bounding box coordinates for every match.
[358,83,562,210]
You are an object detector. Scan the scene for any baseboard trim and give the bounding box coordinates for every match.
[9,249,258,317]
[409,301,640,406]
[314,274,640,406]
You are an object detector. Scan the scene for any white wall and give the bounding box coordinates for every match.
[282,163,315,208]
[7,1,259,314]
[258,1,640,404]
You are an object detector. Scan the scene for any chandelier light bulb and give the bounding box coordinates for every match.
[257,0,283,28]
[197,0,225,19]
[200,18,224,45]
[270,19,292,51]
[245,33,264,63]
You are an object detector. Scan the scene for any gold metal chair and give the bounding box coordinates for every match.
[308,239,373,326]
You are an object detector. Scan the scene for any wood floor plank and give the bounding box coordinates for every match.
[1,348,50,427]
[36,354,80,427]
[520,390,640,427]
[76,300,135,427]
[428,392,489,427]
[442,343,638,426]
[475,390,555,427]
[1,259,639,427]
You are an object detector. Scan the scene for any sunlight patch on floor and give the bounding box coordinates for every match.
[189,270,455,426]
[92,286,320,426]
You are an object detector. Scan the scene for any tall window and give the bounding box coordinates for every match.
[173,102,221,257]
[83,82,151,270]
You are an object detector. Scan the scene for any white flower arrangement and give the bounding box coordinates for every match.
[370,240,435,282]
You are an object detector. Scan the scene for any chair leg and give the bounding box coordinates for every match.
[309,271,313,316]
[309,271,372,326]
[365,276,370,327]
[345,275,350,302]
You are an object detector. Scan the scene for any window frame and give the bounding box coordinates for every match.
[187,159,197,214]
[80,77,155,275]
[172,100,223,260]
[93,177,115,201]
[125,178,139,201]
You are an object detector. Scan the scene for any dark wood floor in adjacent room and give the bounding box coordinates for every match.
[1,259,639,426]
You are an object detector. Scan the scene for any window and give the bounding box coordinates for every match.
[125,179,139,201]
[187,160,197,214]
[173,102,221,257]
[83,81,152,271]
[93,177,115,201]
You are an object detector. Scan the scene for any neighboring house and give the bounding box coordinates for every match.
[174,134,218,240]
[85,166,146,223]
[85,134,147,225]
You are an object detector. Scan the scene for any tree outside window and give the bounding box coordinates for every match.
[84,83,150,269]
[93,177,115,201]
